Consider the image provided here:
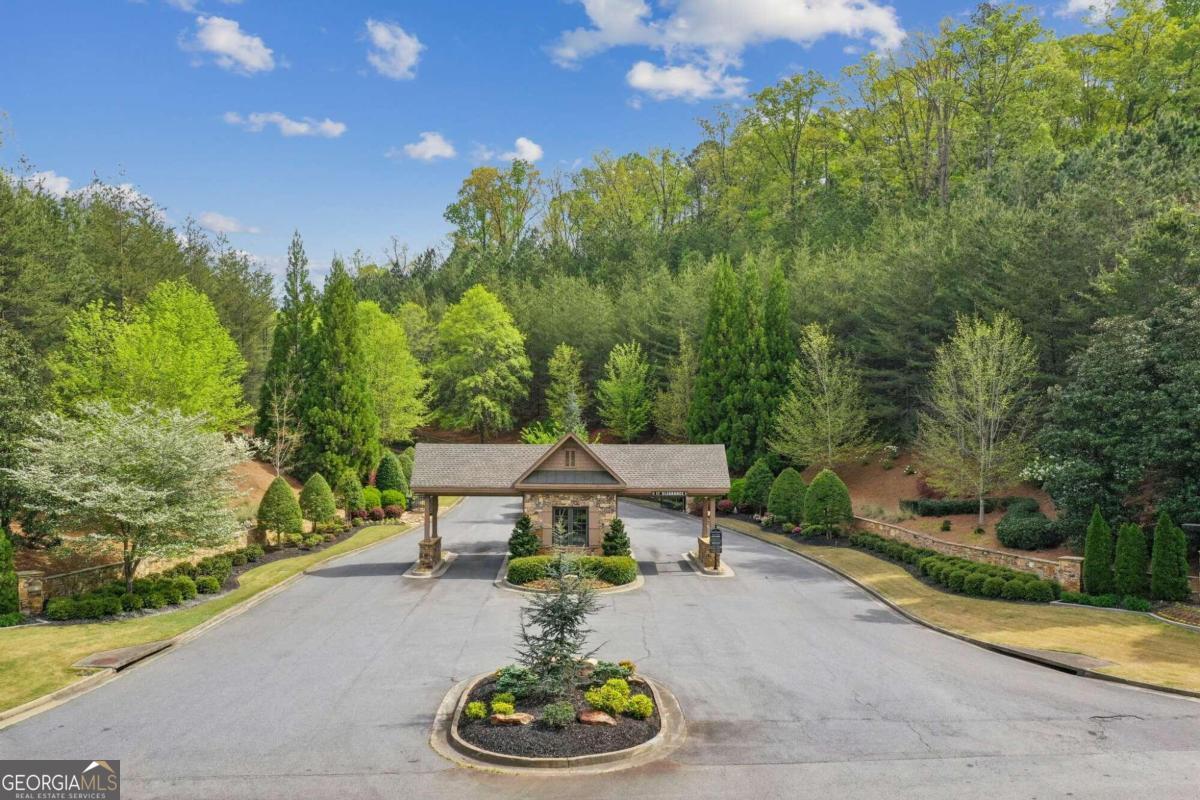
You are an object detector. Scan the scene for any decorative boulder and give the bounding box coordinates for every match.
[578,709,617,726]
[490,713,535,726]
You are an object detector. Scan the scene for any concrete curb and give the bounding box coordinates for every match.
[0,498,466,730]
[683,550,735,577]
[632,499,1200,703]
[430,671,686,774]
[403,552,458,579]
[492,554,646,596]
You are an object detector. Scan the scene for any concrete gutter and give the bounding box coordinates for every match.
[0,499,465,730]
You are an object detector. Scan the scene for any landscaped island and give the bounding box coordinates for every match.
[450,549,669,764]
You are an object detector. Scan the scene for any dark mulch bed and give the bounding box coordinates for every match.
[456,676,660,759]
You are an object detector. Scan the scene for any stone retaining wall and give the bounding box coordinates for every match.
[16,528,257,614]
[854,516,1083,592]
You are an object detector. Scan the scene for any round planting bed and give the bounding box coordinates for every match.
[431,670,685,773]
[493,555,645,595]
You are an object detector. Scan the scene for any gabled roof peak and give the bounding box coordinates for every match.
[511,432,626,489]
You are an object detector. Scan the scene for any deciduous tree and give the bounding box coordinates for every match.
[918,313,1037,527]
[597,342,652,442]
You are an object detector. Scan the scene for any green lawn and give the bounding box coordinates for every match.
[723,519,1200,694]
[0,497,459,715]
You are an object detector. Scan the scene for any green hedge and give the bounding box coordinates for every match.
[996,505,1062,550]
[1059,590,1153,612]
[899,497,1023,516]
[42,545,262,621]
[850,533,1060,603]
[506,554,639,586]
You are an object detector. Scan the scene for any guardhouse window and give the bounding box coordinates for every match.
[565,449,576,467]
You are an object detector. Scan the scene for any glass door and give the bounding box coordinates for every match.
[552,506,589,547]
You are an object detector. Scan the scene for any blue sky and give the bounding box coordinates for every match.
[0,1,1093,279]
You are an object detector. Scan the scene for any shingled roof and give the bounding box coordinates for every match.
[410,436,730,496]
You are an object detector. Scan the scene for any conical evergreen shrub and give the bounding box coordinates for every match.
[335,469,365,513]
[767,467,807,526]
[804,469,853,538]
[0,533,20,617]
[602,517,631,556]
[258,476,303,544]
[1150,512,1190,601]
[375,451,408,494]
[1082,505,1114,594]
[742,458,775,513]
[299,473,338,524]
[508,515,541,557]
[1112,522,1149,597]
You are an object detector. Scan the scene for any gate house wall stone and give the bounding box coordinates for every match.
[522,492,618,550]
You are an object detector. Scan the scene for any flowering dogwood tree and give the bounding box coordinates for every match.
[6,402,251,591]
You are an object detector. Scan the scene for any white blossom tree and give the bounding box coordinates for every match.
[6,402,251,591]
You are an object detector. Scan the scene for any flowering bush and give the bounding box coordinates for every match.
[716,499,734,513]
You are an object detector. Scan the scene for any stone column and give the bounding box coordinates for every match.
[17,570,44,615]
[417,495,442,573]
[1056,555,1083,593]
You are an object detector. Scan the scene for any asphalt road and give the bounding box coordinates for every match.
[2,495,1198,799]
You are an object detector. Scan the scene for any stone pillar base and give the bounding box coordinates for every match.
[417,536,443,573]
[696,536,720,571]
[17,570,44,615]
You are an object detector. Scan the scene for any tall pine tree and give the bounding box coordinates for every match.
[760,256,794,421]
[296,258,381,480]
[688,256,771,472]
[256,231,315,446]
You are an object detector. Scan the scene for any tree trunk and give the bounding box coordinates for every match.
[977,494,986,529]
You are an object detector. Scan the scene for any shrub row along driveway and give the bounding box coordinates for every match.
[1,496,1197,799]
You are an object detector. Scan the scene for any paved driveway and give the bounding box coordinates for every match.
[2,496,1198,799]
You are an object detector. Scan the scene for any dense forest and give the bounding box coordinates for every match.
[2,0,1199,551]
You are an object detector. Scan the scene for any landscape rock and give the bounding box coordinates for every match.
[490,712,534,726]
[578,709,617,726]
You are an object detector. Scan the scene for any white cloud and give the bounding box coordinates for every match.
[1055,0,1117,19]
[394,131,457,161]
[365,19,423,80]
[198,211,260,234]
[500,137,544,163]
[19,170,72,198]
[627,61,746,101]
[223,111,347,138]
[186,15,275,74]
[552,0,906,101]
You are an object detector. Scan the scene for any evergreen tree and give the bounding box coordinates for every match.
[546,343,587,427]
[508,514,541,557]
[1082,505,1115,595]
[375,451,407,493]
[0,531,19,620]
[767,467,807,526]
[0,322,42,536]
[256,231,315,444]
[742,458,775,513]
[1150,512,1190,601]
[335,468,366,513]
[296,258,381,480]
[601,517,631,556]
[299,473,337,524]
[1112,522,1149,598]
[760,257,794,420]
[597,341,652,442]
[803,468,853,538]
[398,446,415,484]
[688,257,770,472]
[257,476,303,544]
[430,284,531,441]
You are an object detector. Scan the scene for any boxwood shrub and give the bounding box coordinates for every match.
[852,532,1059,603]
[899,497,1021,516]
[506,554,639,586]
